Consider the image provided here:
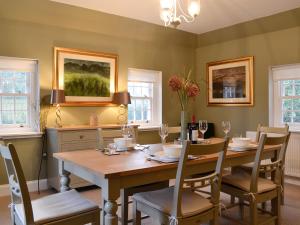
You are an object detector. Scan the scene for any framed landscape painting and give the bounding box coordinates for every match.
[53,47,118,106]
[207,56,254,106]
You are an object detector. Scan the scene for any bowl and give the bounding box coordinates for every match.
[163,144,183,158]
[232,137,251,147]
[114,138,133,149]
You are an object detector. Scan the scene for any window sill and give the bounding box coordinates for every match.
[138,125,160,132]
[0,132,43,140]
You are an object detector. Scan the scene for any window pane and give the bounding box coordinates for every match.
[128,104,134,121]
[2,72,14,93]
[143,99,151,110]
[2,96,14,110]
[283,80,293,85]
[133,87,142,97]
[294,112,300,123]
[282,99,292,110]
[295,80,300,85]
[295,85,300,96]
[143,110,151,121]
[135,99,142,120]
[283,84,293,96]
[293,99,300,110]
[15,72,28,94]
[283,111,292,123]
[2,111,14,124]
[15,111,27,124]
[15,96,28,110]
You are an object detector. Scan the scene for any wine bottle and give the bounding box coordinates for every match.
[189,115,199,144]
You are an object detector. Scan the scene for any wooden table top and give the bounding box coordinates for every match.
[54,138,280,178]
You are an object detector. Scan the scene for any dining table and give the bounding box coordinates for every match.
[53,138,281,225]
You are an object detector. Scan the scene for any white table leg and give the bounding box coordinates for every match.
[59,160,71,192]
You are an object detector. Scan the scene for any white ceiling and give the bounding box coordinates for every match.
[51,0,300,34]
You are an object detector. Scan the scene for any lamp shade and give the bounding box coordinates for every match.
[50,89,65,104]
[112,92,131,105]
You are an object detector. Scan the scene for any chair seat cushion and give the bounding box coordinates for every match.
[133,186,213,218]
[15,190,98,224]
[222,172,276,193]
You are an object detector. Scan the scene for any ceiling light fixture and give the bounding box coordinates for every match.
[160,0,200,28]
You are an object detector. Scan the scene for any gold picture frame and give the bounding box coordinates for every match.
[53,47,118,106]
[207,56,254,106]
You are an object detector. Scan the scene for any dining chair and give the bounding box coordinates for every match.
[222,134,287,225]
[0,143,100,225]
[132,138,229,225]
[231,124,290,206]
[97,128,169,225]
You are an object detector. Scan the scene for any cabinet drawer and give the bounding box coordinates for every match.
[61,141,97,151]
[61,130,97,142]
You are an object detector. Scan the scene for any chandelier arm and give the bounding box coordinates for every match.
[177,0,194,19]
[178,14,194,23]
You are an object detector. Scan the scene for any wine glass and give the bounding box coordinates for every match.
[122,124,133,138]
[159,124,169,144]
[199,120,208,139]
[222,121,231,137]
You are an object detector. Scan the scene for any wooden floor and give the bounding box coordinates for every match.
[0,183,299,225]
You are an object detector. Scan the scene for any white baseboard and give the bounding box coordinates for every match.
[0,179,48,197]
[285,176,300,186]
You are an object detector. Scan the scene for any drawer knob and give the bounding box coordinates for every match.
[79,135,84,139]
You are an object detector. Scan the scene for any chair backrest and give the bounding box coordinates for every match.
[255,124,289,142]
[250,134,288,193]
[172,138,229,217]
[0,144,34,225]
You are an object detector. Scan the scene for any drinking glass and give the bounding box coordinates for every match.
[122,124,133,138]
[222,121,231,137]
[199,120,208,139]
[159,124,169,144]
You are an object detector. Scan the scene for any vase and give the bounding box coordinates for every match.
[180,110,187,142]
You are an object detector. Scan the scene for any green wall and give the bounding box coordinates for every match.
[0,0,300,185]
[0,0,196,184]
[195,26,300,136]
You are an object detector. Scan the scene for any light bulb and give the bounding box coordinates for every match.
[160,0,172,9]
[188,0,200,17]
[160,8,171,22]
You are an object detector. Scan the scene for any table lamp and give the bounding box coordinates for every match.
[50,89,65,128]
[112,92,131,125]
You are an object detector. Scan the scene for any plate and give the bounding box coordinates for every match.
[228,143,258,152]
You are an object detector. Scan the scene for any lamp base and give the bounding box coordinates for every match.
[55,104,63,128]
[117,104,127,125]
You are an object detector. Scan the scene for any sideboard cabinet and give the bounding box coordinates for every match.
[46,125,138,191]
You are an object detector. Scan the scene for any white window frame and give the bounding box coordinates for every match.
[128,68,162,128]
[0,56,40,138]
[270,63,300,131]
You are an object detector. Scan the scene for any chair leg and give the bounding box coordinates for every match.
[133,200,141,225]
[94,209,100,225]
[272,191,281,225]
[281,175,285,205]
[230,196,235,205]
[121,189,129,225]
[102,199,106,225]
[209,207,219,225]
[238,198,244,219]
[249,201,258,225]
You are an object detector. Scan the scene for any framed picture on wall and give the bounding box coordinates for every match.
[53,47,118,106]
[207,56,254,106]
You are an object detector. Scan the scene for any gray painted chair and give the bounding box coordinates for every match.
[98,128,168,225]
[222,134,287,225]
[0,143,100,225]
[232,124,290,206]
[132,138,229,225]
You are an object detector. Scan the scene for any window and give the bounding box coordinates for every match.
[270,64,300,130]
[0,56,40,135]
[128,68,162,127]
